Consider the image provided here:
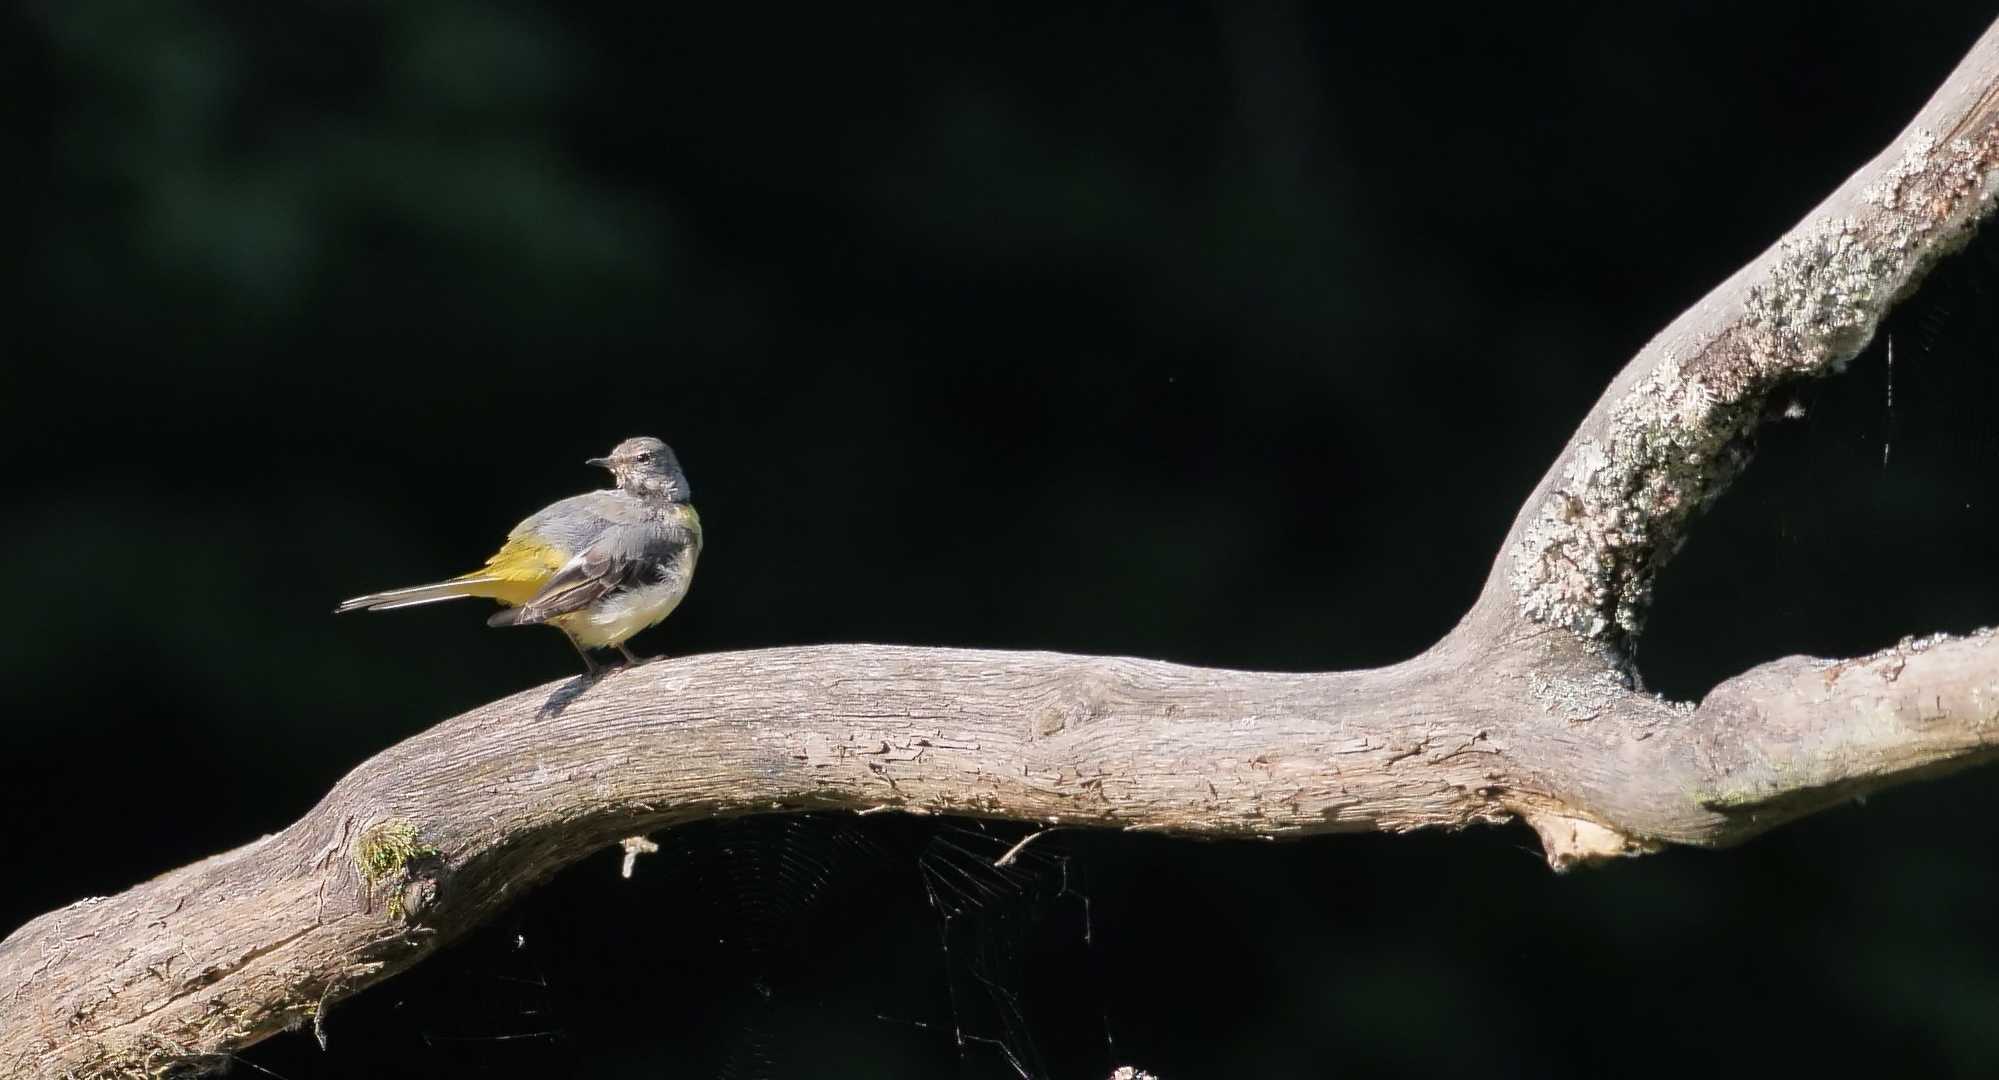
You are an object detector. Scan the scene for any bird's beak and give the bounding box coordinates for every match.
[587,456,614,468]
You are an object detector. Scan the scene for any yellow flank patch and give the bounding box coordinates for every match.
[455,537,567,606]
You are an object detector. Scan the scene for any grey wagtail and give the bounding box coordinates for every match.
[337,437,702,673]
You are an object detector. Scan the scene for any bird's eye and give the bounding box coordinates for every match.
[636,451,654,463]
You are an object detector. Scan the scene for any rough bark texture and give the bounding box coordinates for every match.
[11,17,1999,1080]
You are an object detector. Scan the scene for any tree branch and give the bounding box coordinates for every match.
[11,15,1999,1080]
[9,634,1999,1076]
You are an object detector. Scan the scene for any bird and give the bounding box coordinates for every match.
[336,437,702,674]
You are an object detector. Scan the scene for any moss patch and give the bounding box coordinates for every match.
[354,820,439,919]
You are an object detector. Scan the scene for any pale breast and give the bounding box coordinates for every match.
[550,548,697,648]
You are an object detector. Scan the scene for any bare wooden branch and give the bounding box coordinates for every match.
[8,633,1999,1076]
[10,15,1999,1080]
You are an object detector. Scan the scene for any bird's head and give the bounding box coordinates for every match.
[589,437,689,501]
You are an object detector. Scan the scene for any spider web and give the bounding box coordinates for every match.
[240,814,1119,1080]
[1645,225,1999,697]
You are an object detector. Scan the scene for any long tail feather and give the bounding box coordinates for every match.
[335,575,508,613]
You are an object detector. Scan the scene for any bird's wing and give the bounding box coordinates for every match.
[466,491,639,603]
[489,509,701,628]
[488,544,643,626]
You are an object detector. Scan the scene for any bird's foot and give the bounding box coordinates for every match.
[616,644,653,668]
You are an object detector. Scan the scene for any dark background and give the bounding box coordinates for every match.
[9,2,1999,1077]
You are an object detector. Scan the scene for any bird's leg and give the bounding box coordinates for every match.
[617,643,647,667]
[567,635,603,677]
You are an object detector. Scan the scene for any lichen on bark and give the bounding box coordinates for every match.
[1510,129,1999,658]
